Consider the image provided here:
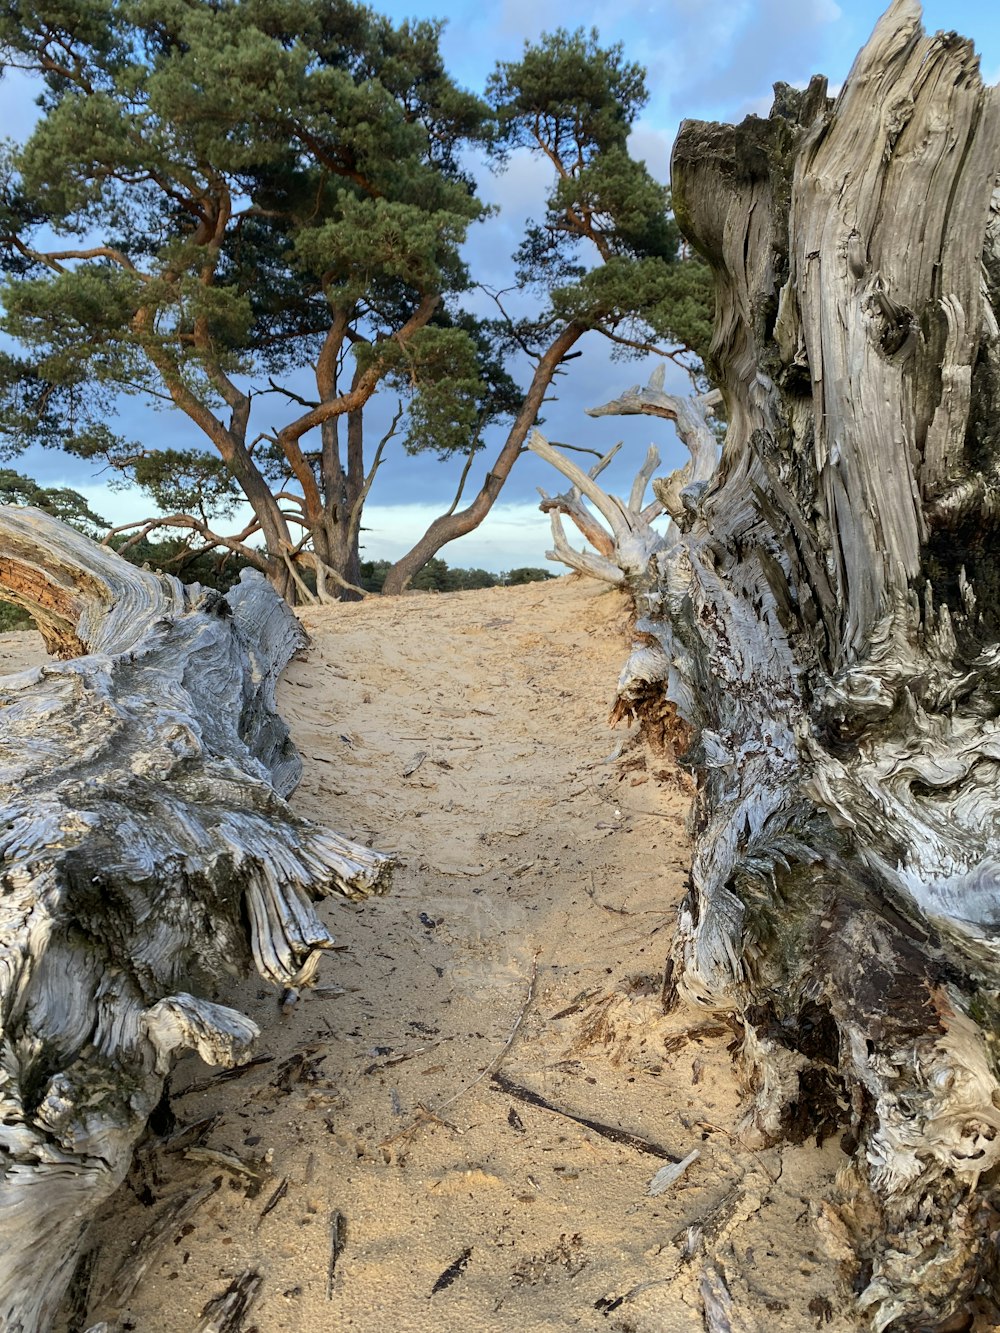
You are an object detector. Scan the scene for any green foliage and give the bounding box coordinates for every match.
[360,559,391,592]
[551,256,715,362]
[128,449,243,517]
[365,319,520,459]
[0,467,107,534]
[503,567,553,585]
[488,27,645,163]
[360,556,500,593]
[488,27,712,365]
[0,0,495,520]
[0,600,31,631]
[0,6,714,595]
[108,533,253,591]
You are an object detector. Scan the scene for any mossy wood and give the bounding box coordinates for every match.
[608,3,1000,1328]
[0,507,392,1331]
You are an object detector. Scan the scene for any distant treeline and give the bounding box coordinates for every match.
[360,559,552,594]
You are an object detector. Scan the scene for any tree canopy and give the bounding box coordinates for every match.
[378,25,713,594]
[0,2,711,599]
[488,27,712,363]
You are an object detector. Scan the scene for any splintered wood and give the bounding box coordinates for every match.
[0,507,392,1331]
[582,1,1000,1327]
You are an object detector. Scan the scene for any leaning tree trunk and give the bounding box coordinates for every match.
[0,507,392,1332]
[614,4,1000,1329]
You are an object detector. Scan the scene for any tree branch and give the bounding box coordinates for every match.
[101,513,270,573]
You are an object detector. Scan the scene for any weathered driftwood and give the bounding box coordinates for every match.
[533,437,633,584]
[602,3,1000,1328]
[530,367,722,593]
[529,421,670,587]
[586,366,722,528]
[0,507,392,1331]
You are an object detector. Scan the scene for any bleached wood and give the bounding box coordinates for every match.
[0,508,392,1331]
[587,375,721,524]
[608,3,1000,1326]
[529,430,669,584]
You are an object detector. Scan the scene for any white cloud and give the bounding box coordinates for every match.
[627,121,674,185]
[641,0,845,126]
[363,499,560,571]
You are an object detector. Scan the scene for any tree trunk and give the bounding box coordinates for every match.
[0,507,392,1331]
[612,4,1000,1328]
[379,321,586,596]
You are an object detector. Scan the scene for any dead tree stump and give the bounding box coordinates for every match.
[610,3,1000,1327]
[0,507,392,1332]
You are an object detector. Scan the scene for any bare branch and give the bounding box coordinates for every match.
[444,444,479,520]
[0,239,150,279]
[267,378,320,410]
[349,402,404,538]
[100,513,270,573]
[297,549,370,599]
[528,430,632,539]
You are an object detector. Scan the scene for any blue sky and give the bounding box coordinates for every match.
[3,0,999,573]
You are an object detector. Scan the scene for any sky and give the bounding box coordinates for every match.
[2,0,999,574]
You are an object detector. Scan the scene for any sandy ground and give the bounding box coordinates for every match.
[1,577,897,1331]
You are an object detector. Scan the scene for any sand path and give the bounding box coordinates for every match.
[3,577,861,1331]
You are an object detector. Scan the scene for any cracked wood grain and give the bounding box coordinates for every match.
[0,507,392,1331]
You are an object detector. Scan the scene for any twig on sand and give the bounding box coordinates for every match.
[258,1177,288,1223]
[434,952,539,1115]
[378,953,539,1150]
[488,1072,682,1161]
[174,1054,275,1098]
[327,1210,348,1298]
[586,869,630,915]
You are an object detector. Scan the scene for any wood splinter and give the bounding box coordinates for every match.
[489,1072,682,1162]
[327,1210,348,1298]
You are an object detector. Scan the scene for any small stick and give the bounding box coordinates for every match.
[415,1105,462,1133]
[489,1072,681,1161]
[587,869,630,915]
[649,1149,701,1195]
[363,1041,441,1075]
[184,1147,265,1181]
[431,952,539,1116]
[671,1182,747,1257]
[327,1210,347,1299]
[700,1261,737,1333]
[176,1055,275,1097]
[259,1177,288,1221]
[378,1103,463,1151]
[381,954,539,1149]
